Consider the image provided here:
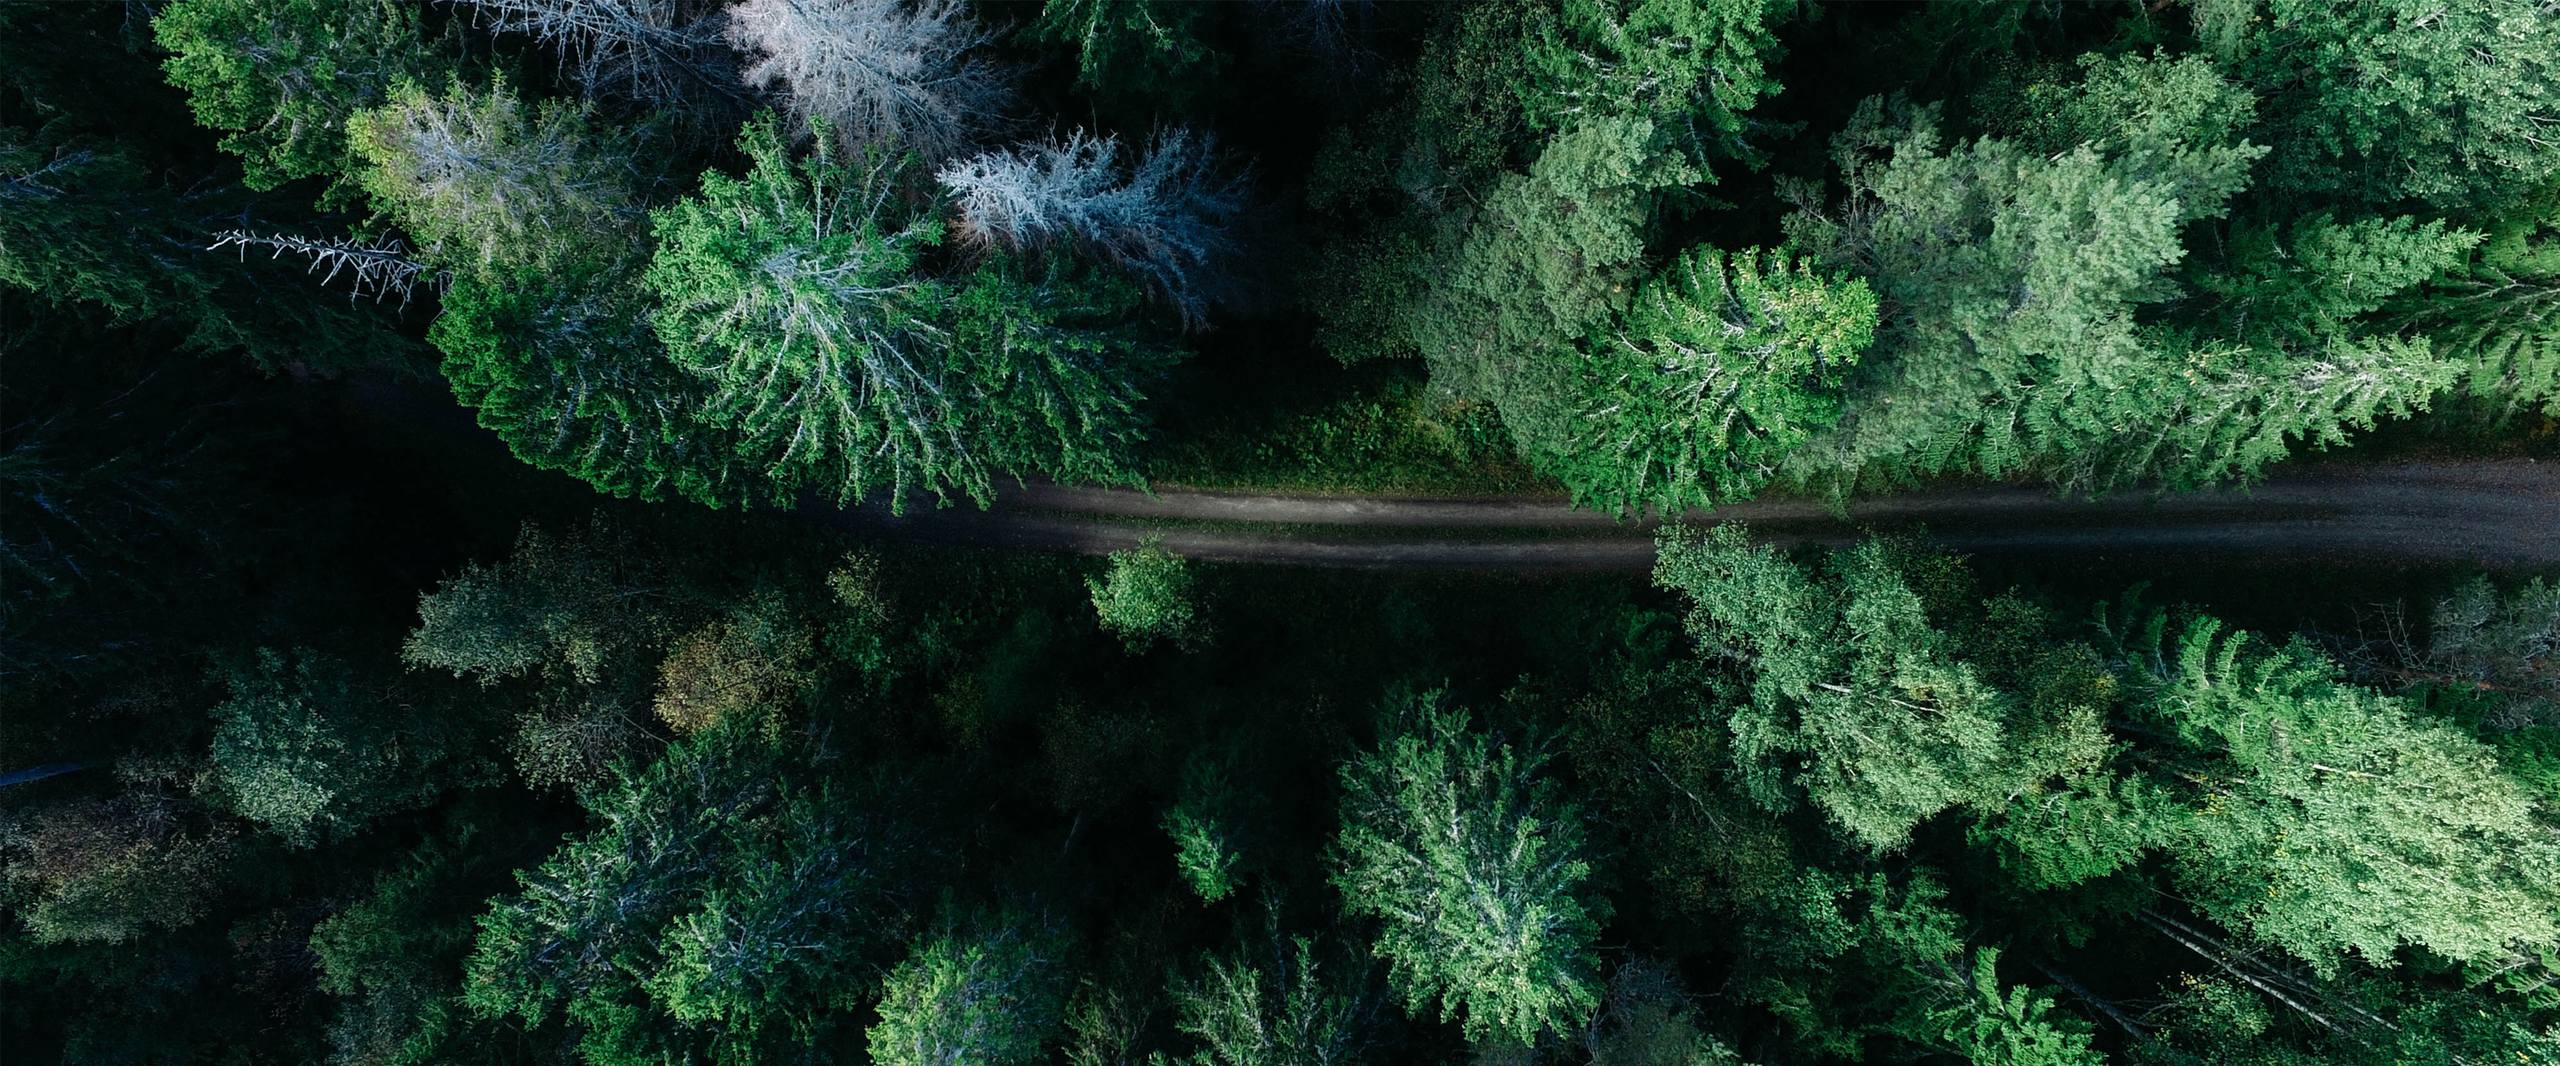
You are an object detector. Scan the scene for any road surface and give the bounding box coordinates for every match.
[817,460,2560,571]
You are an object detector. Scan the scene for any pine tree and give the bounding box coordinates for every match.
[646,114,968,506]
[1556,245,1876,515]
[153,0,444,194]
[2205,0,2560,216]
[868,912,1070,1066]
[466,724,930,1060]
[1162,926,1377,1066]
[2117,616,2560,976]
[1330,691,1605,1045]
[1653,526,2107,849]
[1774,54,2456,499]
[1518,0,1790,168]
[649,113,1170,509]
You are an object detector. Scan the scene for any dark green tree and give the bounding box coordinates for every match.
[2202,0,2560,216]
[154,0,445,194]
[465,723,932,1061]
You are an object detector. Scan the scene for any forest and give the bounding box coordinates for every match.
[5,1,2560,1064]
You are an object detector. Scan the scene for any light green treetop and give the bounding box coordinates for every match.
[1330,690,1606,1045]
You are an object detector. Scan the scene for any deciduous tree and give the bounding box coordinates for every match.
[1086,538,1201,651]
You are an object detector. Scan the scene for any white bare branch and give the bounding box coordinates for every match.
[208,230,446,308]
[937,128,1250,329]
[724,0,1016,165]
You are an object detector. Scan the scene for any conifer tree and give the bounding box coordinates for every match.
[1162,925,1377,1066]
[2203,0,2560,216]
[868,912,1070,1066]
[1654,525,2104,849]
[1558,245,1877,515]
[153,0,444,193]
[2115,616,2560,975]
[648,114,1162,509]
[1331,691,1605,1045]
[466,724,931,1061]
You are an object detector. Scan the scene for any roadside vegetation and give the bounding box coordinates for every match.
[7,3,2560,1065]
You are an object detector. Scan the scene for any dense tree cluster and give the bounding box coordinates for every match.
[7,3,2560,1066]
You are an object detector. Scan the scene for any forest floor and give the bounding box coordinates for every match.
[820,460,2560,571]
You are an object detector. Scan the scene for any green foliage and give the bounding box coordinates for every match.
[206,647,451,844]
[465,724,931,1060]
[869,913,1070,1066]
[1087,538,1202,651]
[2405,199,2560,423]
[1519,0,1790,167]
[1145,362,1540,495]
[652,589,816,733]
[309,829,519,1066]
[646,115,953,506]
[1654,526,2099,849]
[350,78,642,282]
[154,0,442,193]
[1559,245,1877,514]
[0,793,234,945]
[1416,115,1695,454]
[1927,949,2103,1066]
[1779,56,2469,499]
[1159,930,1375,1066]
[2200,214,2478,351]
[1164,756,1250,904]
[1331,691,1605,1045]
[404,522,659,687]
[2210,0,2560,215]
[648,114,1163,509]
[1034,0,1226,112]
[1299,2,1538,366]
[2124,619,2560,975]
[948,258,1167,489]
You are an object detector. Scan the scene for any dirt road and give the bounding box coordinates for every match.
[817,460,2560,571]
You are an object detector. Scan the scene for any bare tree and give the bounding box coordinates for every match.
[443,0,747,110]
[937,128,1249,329]
[724,0,1016,165]
[208,230,443,308]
